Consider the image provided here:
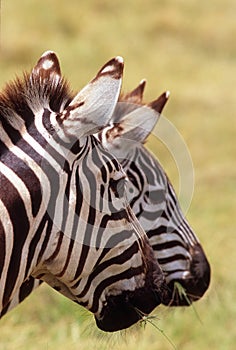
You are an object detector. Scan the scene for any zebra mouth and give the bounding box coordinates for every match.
[95,294,142,332]
[95,283,164,332]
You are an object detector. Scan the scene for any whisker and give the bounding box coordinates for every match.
[172,282,203,324]
[133,306,177,350]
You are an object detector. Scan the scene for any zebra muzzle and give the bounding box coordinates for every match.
[95,286,161,332]
[95,241,167,332]
[162,242,211,307]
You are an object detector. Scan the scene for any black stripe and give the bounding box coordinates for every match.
[42,109,82,155]
[99,184,105,213]
[90,265,144,313]
[158,255,186,265]
[56,238,74,278]
[72,171,83,238]
[0,220,6,281]
[58,169,85,278]
[73,148,97,280]
[19,276,38,303]
[100,165,108,184]
[24,213,48,277]
[127,171,139,191]
[58,171,84,280]
[45,231,64,264]
[0,145,42,217]
[153,239,186,251]
[36,215,53,265]
[138,149,156,185]
[73,245,89,282]
[1,175,30,307]
[95,209,129,250]
[73,203,97,279]
[60,171,72,235]
[75,241,139,298]
[0,117,23,146]
[147,225,167,238]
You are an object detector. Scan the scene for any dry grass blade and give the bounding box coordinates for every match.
[135,308,177,350]
[173,282,203,324]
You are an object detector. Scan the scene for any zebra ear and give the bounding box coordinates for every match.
[107,91,170,145]
[117,105,160,142]
[31,51,61,80]
[61,57,124,138]
[148,91,170,114]
[121,79,146,104]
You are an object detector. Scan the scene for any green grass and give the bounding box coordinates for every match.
[0,0,235,349]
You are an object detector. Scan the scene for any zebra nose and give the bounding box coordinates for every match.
[186,243,211,300]
[163,243,211,306]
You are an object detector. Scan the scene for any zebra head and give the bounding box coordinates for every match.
[0,52,167,331]
[97,80,211,306]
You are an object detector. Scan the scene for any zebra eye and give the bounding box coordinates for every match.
[110,177,126,198]
[144,189,166,204]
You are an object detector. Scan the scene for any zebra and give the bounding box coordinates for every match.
[3,74,210,310]
[0,51,168,332]
[2,73,210,316]
[98,80,211,306]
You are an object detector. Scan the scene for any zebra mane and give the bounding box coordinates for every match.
[0,71,73,125]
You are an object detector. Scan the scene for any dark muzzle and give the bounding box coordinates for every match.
[162,243,211,306]
[95,240,168,332]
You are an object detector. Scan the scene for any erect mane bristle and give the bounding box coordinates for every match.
[0,70,73,123]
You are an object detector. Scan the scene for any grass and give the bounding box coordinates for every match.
[0,0,235,349]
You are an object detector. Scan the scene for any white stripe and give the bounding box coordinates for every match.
[160,259,190,275]
[0,125,51,215]
[0,163,35,300]
[166,270,191,282]
[155,245,190,259]
[0,200,14,308]
[34,111,73,159]
[75,250,143,311]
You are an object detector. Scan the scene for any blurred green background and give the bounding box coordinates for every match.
[0,0,235,349]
